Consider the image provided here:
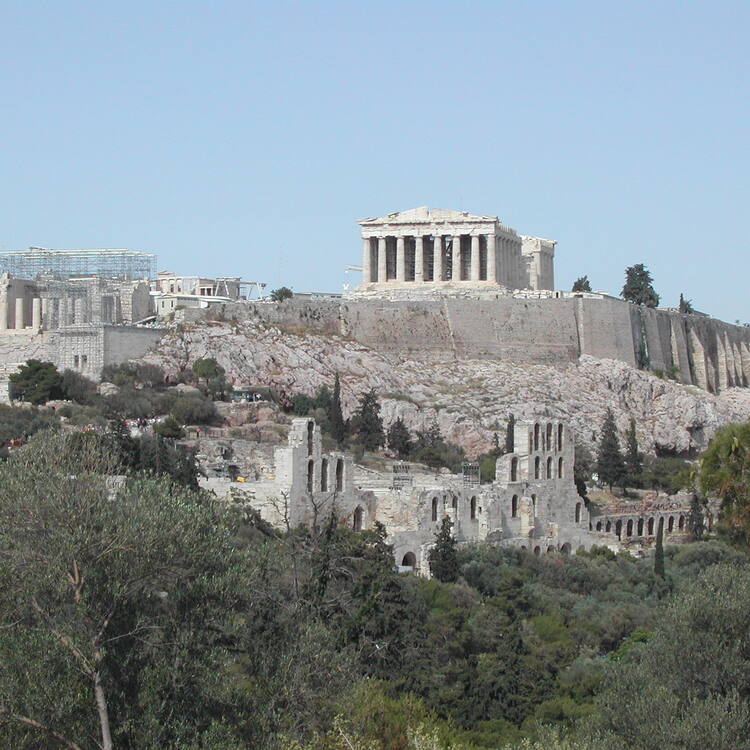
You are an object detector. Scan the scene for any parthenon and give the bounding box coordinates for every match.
[357,206,555,291]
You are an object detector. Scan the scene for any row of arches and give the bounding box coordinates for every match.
[593,514,692,539]
[431,494,478,522]
[307,457,344,494]
[510,456,564,482]
[531,422,564,453]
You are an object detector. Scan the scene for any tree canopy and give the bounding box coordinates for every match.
[9,359,64,404]
[572,275,592,292]
[352,389,384,452]
[596,409,626,491]
[622,264,660,307]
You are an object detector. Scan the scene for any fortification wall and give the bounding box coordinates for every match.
[186,296,750,394]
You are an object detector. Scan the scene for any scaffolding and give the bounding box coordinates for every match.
[0,247,156,280]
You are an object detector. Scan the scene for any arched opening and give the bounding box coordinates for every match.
[596,521,602,531]
[637,518,644,536]
[547,545,556,554]
[320,457,328,492]
[431,497,438,522]
[678,515,685,530]
[511,457,518,482]
[511,495,518,518]
[534,423,540,451]
[615,520,622,540]
[307,460,314,493]
[520,545,527,551]
[605,520,612,533]
[335,459,344,492]
[452,496,458,511]
[557,424,563,451]
[575,502,581,523]
[401,552,416,570]
[534,456,540,479]
[534,546,541,556]
[558,457,564,478]
[307,421,314,456]
[546,457,552,479]
[626,519,633,537]
[353,505,364,532]
[668,516,674,533]
[531,494,537,514]
[546,423,553,451]
[708,515,713,531]
[528,431,533,453]
[470,496,477,520]
[560,543,571,555]
[648,517,655,535]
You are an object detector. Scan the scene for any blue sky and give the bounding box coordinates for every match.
[1,1,748,321]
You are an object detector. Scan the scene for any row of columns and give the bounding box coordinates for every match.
[363,233,519,285]
[0,297,44,331]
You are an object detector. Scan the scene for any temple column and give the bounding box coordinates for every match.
[362,238,372,283]
[396,236,405,282]
[0,299,6,331]
[452,235,462,281]
[15,298,24,329]
[32,298,41,330]
[377,237,387,283]
[471,235,481,281]
[433,236,443,281]
[487,233,497,283]
[415,236,424,282]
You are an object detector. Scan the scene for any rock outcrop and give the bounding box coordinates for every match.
[143,319,750,458]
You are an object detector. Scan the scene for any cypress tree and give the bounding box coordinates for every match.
[328,373,346,445]
[387,417,412,459]
[625,417,643,487]
[505,414,515,453]
[688,492,705,540]
[654,517,665,578]
[596,409,626,492]
[429,517,459,583]
[352,389,384,452]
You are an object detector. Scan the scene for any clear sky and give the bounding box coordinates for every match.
[1,1,748,321]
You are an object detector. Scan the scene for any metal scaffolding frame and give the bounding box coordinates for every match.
[0,247,156,280]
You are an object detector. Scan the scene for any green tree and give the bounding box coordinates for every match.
[352,389,384,452]
[328,373,346,445]
[505,414,516,452]
[574,443,594,499]
[412,423,466,472]
[596,409,625,491]
[688,492,706,541]
[679,293,694,314]
[625,418,643,487]
[699,423,750,543]
[270,286,293,302]
[61,369,99,405]
[429,517,459,583]
[9,359,64,404]
[387,417,412,459]
[622,264,660,307]
[572,276,592,292]
[0,433,249,748]
[654,518,665,578]
[192,357,229,399]
[154,414,185,439]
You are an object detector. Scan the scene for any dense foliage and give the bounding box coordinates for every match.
[2,430,746,749]
[621,264,659,308]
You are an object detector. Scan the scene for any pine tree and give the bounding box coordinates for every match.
[679,293,694,314]
[352,389,384,452]
[328,373,346,445]
[386,417,412,459]
[429,517,459,583]
[654,518,665,578]
[622,264,660,307]
[625,418,643,487]
[572,275,592,292]
[596,409,626,491]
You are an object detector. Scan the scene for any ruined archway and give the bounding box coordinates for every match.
[560,543,571,555]
[511,495,518,518]
[353,505,364,532]
[401,552,416,570]
[320,457,328,492]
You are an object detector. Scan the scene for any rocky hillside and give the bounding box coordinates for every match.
[143,318,750,459]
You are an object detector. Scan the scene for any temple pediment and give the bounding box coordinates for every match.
[358,206,499,225]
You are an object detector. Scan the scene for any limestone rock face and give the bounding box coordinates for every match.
[143,320,750,458]
[97,382,120,397]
